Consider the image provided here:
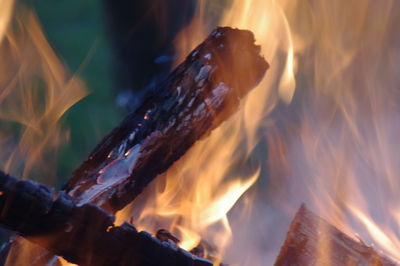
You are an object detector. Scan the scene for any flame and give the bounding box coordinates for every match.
[0,2,86,265]
[118,0,400,265]
[265,0,400,263]
[0,0,14,45]
[2,0,397,265]
[116,0,296,262]
[0,4,87,183]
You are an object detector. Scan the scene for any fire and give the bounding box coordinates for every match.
[0,3,87,183]
[0,0,14,45]
[0,3,86,264]
[119,0,400,265]
[116,0,296,263]
[1,0,398,265]
[267,0,400,263]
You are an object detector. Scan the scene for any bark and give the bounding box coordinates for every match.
[63,26,268,213]
[2,27,268,265]
[274,204,397,266]
[0,170,212,266]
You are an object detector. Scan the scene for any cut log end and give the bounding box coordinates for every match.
[274,204,397,266]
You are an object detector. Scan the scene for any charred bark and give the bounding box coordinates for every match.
[274,204,396,266]
[0,170,212,266]
[2,27,267,265]
[63,26,268,213]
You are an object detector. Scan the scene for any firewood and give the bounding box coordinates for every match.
[63,26,268,213]
[274,204,397,266]
[156,229,180,244]
[0,170,212,266]
[1,27,267,265]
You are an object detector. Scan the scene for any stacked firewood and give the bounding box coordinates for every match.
[0,26,395,266]
[0,27,267,265]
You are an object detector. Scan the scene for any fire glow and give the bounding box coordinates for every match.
[116,0,400,264]
[1,0,400,265]
[0,1,86,183]
[0,1,86,264]
[116,0,296,262]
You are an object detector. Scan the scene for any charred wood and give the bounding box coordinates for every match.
[0,170,212,266]
[1,26,267,264]
[274,204,397,266]
[63,26,268,213]
[156,229,180,244]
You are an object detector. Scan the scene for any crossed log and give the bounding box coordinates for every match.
[0,171,214,266]
[0,27,267,265]
[1,25,394,265]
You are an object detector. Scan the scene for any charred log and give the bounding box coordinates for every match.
[0,170,212,266]
[63,26,268,213]
[274,204,396,266]
[2,27,267,265]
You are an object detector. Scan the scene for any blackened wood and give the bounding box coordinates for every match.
[0,170,212,266]
[63,26,268,213]
[274,204,397,266]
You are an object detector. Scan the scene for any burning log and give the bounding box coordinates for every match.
[274,204,397,266]
[0,170,212,266]
[1,27,267,264]
[156,229,180,244]
[63,26,268,213]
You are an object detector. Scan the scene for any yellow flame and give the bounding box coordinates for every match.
[0,3,86,265]
[0,5,87,183]
[349,205,400,258]
[121,0,400,264]
[265,0,400,263]
[2,0,395,264]
[5,0,398,265]
[221,0,296,106]
[116,0,296,262]
[0,0,14,45]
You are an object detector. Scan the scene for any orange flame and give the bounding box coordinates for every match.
[119,0,400,265]
[1,3,86,265]
[0,0,86,265]
[0,4,87,183]
[2,0,394,265]
[116,0,296,263]
[0,0,14,45]
[267,0,400,263]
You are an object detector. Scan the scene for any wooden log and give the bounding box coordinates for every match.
[2,27,267,265]
[274,204,397,266]
[63,26,268,213]
[0,170,212,266]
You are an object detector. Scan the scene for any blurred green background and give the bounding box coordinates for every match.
[25,0,223,188]
[30,0,122,187]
